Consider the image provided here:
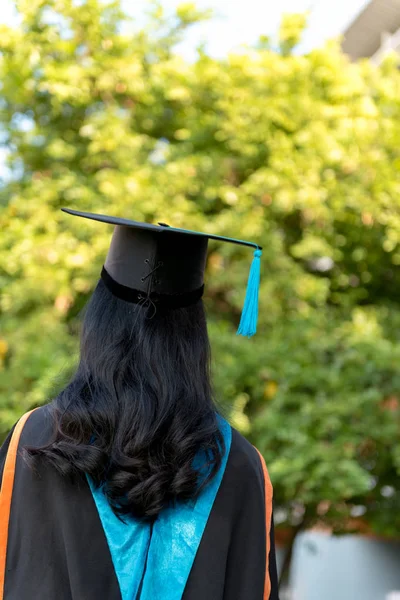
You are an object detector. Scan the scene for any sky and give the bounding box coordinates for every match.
[140,0,371,57]
[1,0,371,57]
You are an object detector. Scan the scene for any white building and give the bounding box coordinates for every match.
[342,0,400,64]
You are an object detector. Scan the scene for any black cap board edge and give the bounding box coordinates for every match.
[61,208,262,250]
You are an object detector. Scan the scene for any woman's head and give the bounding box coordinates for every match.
[28,280,223,520]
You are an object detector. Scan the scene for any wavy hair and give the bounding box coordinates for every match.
[28,279,224,520]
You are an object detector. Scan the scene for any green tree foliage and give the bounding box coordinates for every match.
[1,1,400,538]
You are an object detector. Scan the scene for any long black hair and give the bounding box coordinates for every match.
[28,279,224,520]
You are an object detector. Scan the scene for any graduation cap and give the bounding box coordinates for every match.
[62,208,262,337]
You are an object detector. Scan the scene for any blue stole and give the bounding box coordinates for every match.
[87,416,232,600]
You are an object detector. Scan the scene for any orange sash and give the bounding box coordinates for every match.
[255,448,273,600]
[0,409,37,599]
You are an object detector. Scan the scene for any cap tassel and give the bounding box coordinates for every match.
[237,248,262,337]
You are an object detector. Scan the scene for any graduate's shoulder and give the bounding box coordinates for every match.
[17,403,55,447]
[226,425,268,487]
[0,404,54,483]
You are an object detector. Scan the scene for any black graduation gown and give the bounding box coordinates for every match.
[0,406,279,600]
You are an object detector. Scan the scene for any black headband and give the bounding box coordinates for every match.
[101,266,204,309]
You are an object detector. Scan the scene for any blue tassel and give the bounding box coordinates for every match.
[237,248,262,337]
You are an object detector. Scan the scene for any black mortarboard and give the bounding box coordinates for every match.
[62,208,262,337]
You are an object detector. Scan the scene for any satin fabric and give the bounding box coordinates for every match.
[88,417,232,600]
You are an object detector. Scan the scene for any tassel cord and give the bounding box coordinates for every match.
[237,248,262,338]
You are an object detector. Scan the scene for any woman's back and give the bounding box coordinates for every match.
[0,405,278,599]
